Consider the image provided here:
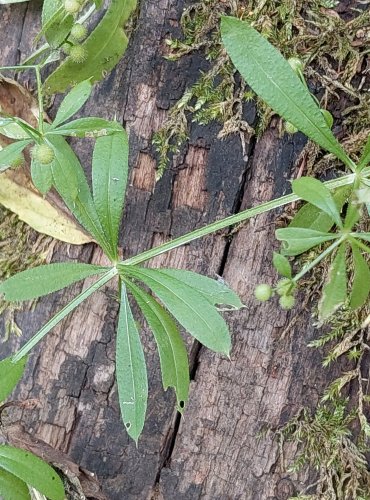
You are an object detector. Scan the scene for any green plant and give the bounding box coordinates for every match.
[19,0,137,94]
[1,16,370,452]
[0,357,65,500]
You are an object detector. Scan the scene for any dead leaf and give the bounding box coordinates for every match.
[0,76,93,245]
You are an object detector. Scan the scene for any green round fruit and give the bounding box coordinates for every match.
[32,144,55,165]
[62,43,72,55]
[70,23,88,42]
[254,284,273,302]
[285,121,298,134]
[69,45,88,64]
[279,294,295,310]
[64,0,81,14]
[276,278,294,297]
[10,153,25,168]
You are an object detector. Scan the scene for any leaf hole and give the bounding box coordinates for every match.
[125,422,131,429]
[179,401,185,409]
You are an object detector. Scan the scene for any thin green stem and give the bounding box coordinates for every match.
[12,268,118,363]
[293,238,345,282]
[121,168,370,267]
[34,65,44,135]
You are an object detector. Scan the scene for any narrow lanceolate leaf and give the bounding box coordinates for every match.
[0,140,31,171]
[318,244,347,322]
[31,158,53,195]
[0,445,64,500]
[0,356,27,402]
[0,118,30,140]
[276,228,338,256]
[220,17,352,168]
[358,136,370,171]
[92,130,129,257]
[116,284,148,443]
[272,252,292,278]
[122,266,231,355]
[0,263,109,302]
[292,177,342,228]
[52,80,93,128]
[48,118,123,138]
[289,186,350,233]
[152,268,244,309]
[350,243,370,309]
[126,279,189,410]
[44,0,138,94]
[0,469,30,500]
[47,135,115,259]
[356,233,370,243]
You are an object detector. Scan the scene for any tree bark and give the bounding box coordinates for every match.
[0,1,354,499]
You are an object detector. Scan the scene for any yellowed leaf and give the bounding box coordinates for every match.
[0,76,93,245]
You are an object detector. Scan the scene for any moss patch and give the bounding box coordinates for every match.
[0,206,53,340]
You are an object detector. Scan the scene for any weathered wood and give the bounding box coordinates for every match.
[0,1,355,499]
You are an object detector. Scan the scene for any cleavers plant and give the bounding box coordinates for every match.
[0,15,370,449]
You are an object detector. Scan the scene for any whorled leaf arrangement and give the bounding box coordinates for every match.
[0,16,369,449]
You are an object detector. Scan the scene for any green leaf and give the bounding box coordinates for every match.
[92,130,129,257]
[292,177,342,228]
[152,268,244,309]
[12,268,117,364]
[126,279,189,411]
[272,252,292,278]
[52,80,93,128]
[0,469,30,500]
[31,158,53,195]
[349,243,370,309]
[44,0,138,94]
[343,197,361,230]
[276,228,338,256]
[289,186,350,232]
[0,263,109,302]
[40,0,73,48]
[0,445,64,500]
[358,136,370,171]
[121,266,231,355]
[48,117,123,138]
[116,283,148,443]
[0,140,32,172]
[0,356,27,402]
[47,135,115,258]
[318,244,347,322]
[356,233,370,243]
[0,118,30,140]
[220,17,351,167]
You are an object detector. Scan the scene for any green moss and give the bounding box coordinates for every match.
[154,0,370,176]
[0,206,51,339]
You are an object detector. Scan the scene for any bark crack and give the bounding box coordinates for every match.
[151,133,257,493]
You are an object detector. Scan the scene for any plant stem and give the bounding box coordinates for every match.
[121,168,370,267]
[12,268,117,363]
[34,65,44,135]
[293,238,344,282]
